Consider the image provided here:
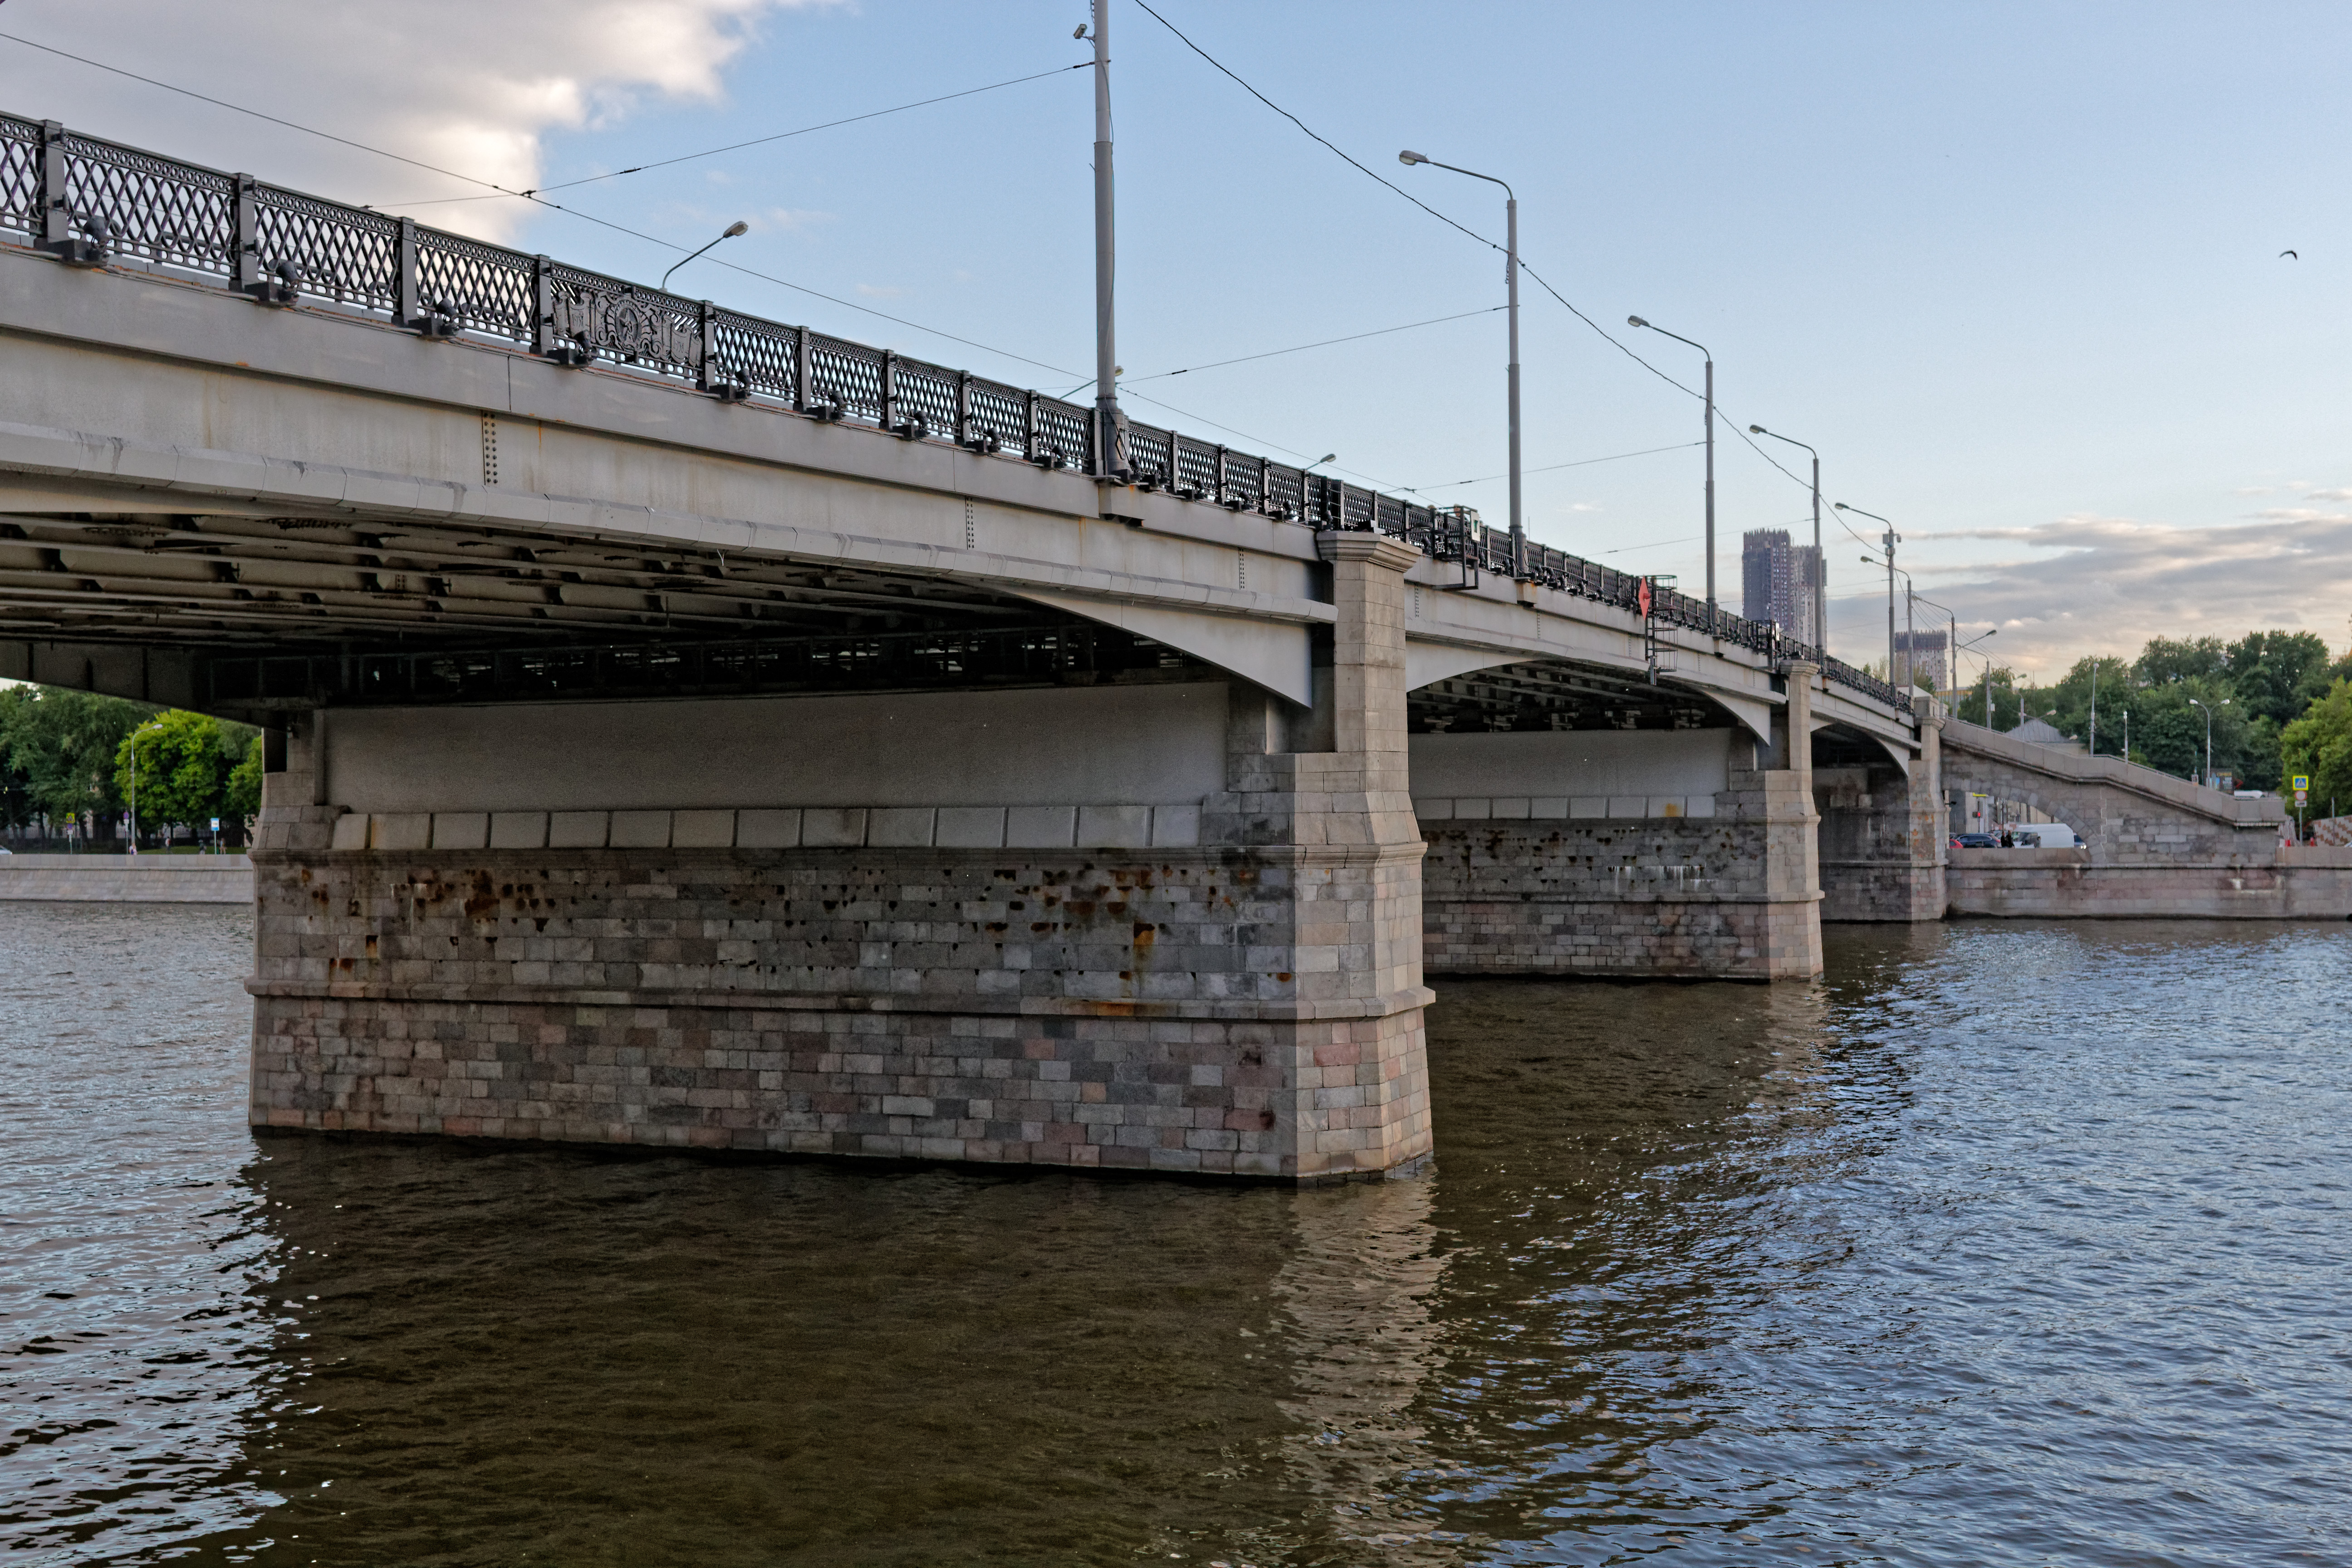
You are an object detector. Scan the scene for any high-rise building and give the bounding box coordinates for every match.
[1893,628,1949,691]
[1741,529,1823,647]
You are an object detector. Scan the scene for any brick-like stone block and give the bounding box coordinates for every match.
[609,811,671,848]
[370,813,431,851]
[1005,806,1076,848]
[671,809,737,848]
[549,811,609,849]
[869,808,936,847]
[802,808,867,848]
[1077,804,1150,848]
[490,811,548,849]
[329,813,369,851]
[935,807,1006,848]
[432,812,489,850]
[736,809,801,848]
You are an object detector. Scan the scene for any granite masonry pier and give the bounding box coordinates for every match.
[1814,692,1949,922]
[247,534,1433,1182]
[1409,663,1826,980]
[1940,719,2352,918]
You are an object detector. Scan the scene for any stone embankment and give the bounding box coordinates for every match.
[1940,721,2352,918]
[0,853,255,902]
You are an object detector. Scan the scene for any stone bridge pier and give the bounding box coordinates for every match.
[1407,661,1824,980]
[1813,692,1948,922]
[247,534,1433,1182]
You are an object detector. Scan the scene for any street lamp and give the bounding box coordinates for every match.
[1749,425,1823,649]
[2187,696,2229,787]
[1630,316,1716,618]
[1955,627,1997,724]
[1837,502,1901,688]
[659,219,750,294]
[1401,149,1524,578]
[1858,551,1916,689]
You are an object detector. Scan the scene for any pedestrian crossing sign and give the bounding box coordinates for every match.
[2292,775,2310,791]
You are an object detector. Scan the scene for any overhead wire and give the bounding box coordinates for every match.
[1129,2,1886,545]
[365,63,1090,208]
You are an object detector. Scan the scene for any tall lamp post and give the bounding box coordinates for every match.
[1955,627,1997,722]
[1087,0,1124,481]
[1836,503,1901,686]
[1749,425,1823,648]
[659,220,749,293]
[2187,696,2228,787]
[1400,150,1523,577]
[1630,316,1715,618]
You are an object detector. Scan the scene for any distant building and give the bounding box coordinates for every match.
[1893,628,1949,691]
[1740,529,1823,647]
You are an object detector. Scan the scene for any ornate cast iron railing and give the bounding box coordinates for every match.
[0,112,1910,714]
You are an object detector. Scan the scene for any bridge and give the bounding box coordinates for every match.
[2,115,1945,1181]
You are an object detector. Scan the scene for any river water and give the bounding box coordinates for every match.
[3,904,2346,1566]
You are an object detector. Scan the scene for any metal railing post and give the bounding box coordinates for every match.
[1214,445,1228,506]
[956,372,972,447]
[793,327,813,411]
[37,120,70,250]
[879,351,897,431]
[530,255,556,354]
[695,300,716,391]
[397,220,422,327]
[1024,390,1040,459]
[231,175,261,293]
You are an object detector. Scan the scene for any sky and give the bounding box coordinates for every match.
[4,0,2349,681]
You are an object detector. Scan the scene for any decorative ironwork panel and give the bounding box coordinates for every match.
[1341,485,1376,531]
[1035,398,1090,468]
[1173,436,1219,497]
[891,355,960,432]
[965,379,1025,449]
[1264,464,1303,518]
[0,115,37,235]
[544,263,700,371]
[414,230,533,338]
[252,187,397,309]
[1126,423,1175,486]
[1373,494,1406,536]
[60,131,233,273]
[1222,454,1264,510]
[808,334,884,420]
[707,309,798,401]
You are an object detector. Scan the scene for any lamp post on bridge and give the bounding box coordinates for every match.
[659,220,748,294]
[1836,503,1901,689]
[1749,425,1823,649]
[1084,0,1125,482]
[1630,317,1716,620]
[1399,150,1523,578]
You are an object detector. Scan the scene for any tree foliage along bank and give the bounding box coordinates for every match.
[1946,630,2352,801]
[0,685,260,841]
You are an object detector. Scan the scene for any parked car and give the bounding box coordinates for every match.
[1952,833,2000,849]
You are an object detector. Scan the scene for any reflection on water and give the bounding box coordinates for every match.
[5,906,2347,1566]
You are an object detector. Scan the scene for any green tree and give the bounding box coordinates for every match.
[114,710,229,834]
[0,685,35,830]
[2135,636,2230,686]
[2280,679,2352,820]
[2,688,154,836]
[110,711,259,838]
[2037,655,2136,756]
[1949,665,2026,730]
[226,731,265,822]
[2226,630,2334,726]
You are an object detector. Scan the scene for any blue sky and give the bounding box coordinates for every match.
[7,0,2350,677]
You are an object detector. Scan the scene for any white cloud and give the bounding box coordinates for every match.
[855,282,906,298]
[0,0,829,242]
[1901,512,2352,674]
[760,207,835,232]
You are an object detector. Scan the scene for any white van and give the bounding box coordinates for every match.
[2014,823,2081,848]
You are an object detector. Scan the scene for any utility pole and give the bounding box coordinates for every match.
[2089,658,2098,756]
[1089,0,1122,481]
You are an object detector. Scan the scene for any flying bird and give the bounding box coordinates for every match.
[2281,250,2299,259]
